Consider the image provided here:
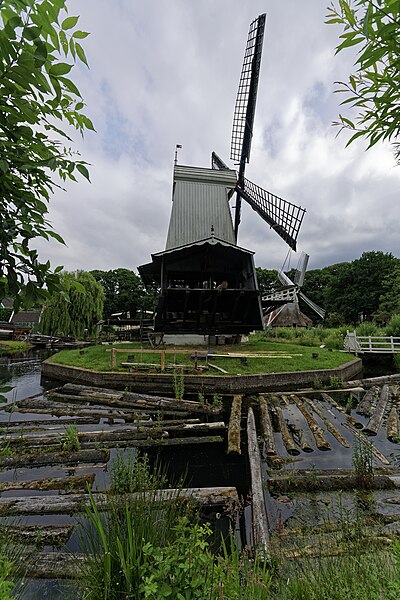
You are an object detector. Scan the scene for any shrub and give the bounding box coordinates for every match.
[385,314,400,337]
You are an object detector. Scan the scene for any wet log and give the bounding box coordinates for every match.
[0,486,239,516]
[349,373,400,388]
[387,405,399,443]
[303,397,350,448]
[0,473,95,493]
[284,403,314,452]
[268,473,397,494]
[273,403,300,456]
[2,525,73,547]
[247,407,270,553]
[0,416,99,429]
[258,395,277,456]
[227,395,242,454]
[0,448,109,470]
[57,384,223,415]
[291,395,331,451]
[162,422,226,433]
[80,435,224,449]
[356,385,380,416]
[341,422,390,465]
[12,407,187,419]
[1,425,168,448]
[364,384,391,436]
[18,551,86,579]
[321,393,363,429]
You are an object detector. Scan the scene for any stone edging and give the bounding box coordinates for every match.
[42,358,363,395]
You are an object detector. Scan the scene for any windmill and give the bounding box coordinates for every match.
[263,252,326,327]
[139,14,307,337]
[212,13,306,252]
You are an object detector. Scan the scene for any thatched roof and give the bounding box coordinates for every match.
[265,302,312,328]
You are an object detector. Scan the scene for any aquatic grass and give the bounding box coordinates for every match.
[61,425,81,452]
[272,544,400,600]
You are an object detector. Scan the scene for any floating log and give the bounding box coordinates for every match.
[303,397,350,448]
[0,473,95,493]
[57,384,223,415]
[12,406,188,419]
[349,373,400,388]
[284,403,314,452]
[356,385,380,416]
[80,435,224,449]
[258,395,277,456]
[2,525,73,548]
[387,405,399,443]
[341,422,390,465]
[0,486,239,516]
[291,395,331,451]
[18,551,86,579]
[268,473,397,494]
[0,416,99,429]
[273,403,300,456]
[0,448,109,470]
[247,407,270,553]
[321,393,363,429]
[227,395,242,454]
[1,425,168,448]
[364,384,391,436]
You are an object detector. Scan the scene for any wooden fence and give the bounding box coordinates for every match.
[344,331,400,354]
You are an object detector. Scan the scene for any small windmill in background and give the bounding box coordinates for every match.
[263,252,326,327]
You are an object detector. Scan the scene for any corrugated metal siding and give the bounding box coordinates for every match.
[166,166,237,250]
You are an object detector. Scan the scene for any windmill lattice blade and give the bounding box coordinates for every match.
[278,269,295,287]
[299,291,326,319]
[211,152,230,170]
[237,178,306,250]
[294,252,309,287]
[230,14,266,165]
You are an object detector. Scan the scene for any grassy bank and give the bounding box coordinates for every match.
[48,339,354,375]
[0,341,31,354]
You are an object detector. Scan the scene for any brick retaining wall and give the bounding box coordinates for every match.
[42,358,363,395]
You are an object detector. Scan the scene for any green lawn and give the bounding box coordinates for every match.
[0,341,31,354]
[48,341,355,376]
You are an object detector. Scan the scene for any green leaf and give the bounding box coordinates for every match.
[58,76,81,96]
[59,29,68,54]
[75,42,89,67]
[61,16,79,31]
[23,26,42,41]
[76,163,90,181]
[72,30,90,39]
[49,62,73,76]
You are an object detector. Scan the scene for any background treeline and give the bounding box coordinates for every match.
[92,251,400,327]
[257,250,400,326]
[35,250,400,338]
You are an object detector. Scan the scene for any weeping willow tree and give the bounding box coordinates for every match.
[40,271,105,338]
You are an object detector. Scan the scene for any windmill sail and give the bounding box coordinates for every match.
[211,151,229,171]
[236,177,306,251]
[299,291,326,319]
[231,14,266,166]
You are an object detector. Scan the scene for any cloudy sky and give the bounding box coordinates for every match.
[35,0,400,275]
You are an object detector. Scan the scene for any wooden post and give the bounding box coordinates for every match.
[111,348,116,369]
[160,350,165,372]
[247,407,270,554]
